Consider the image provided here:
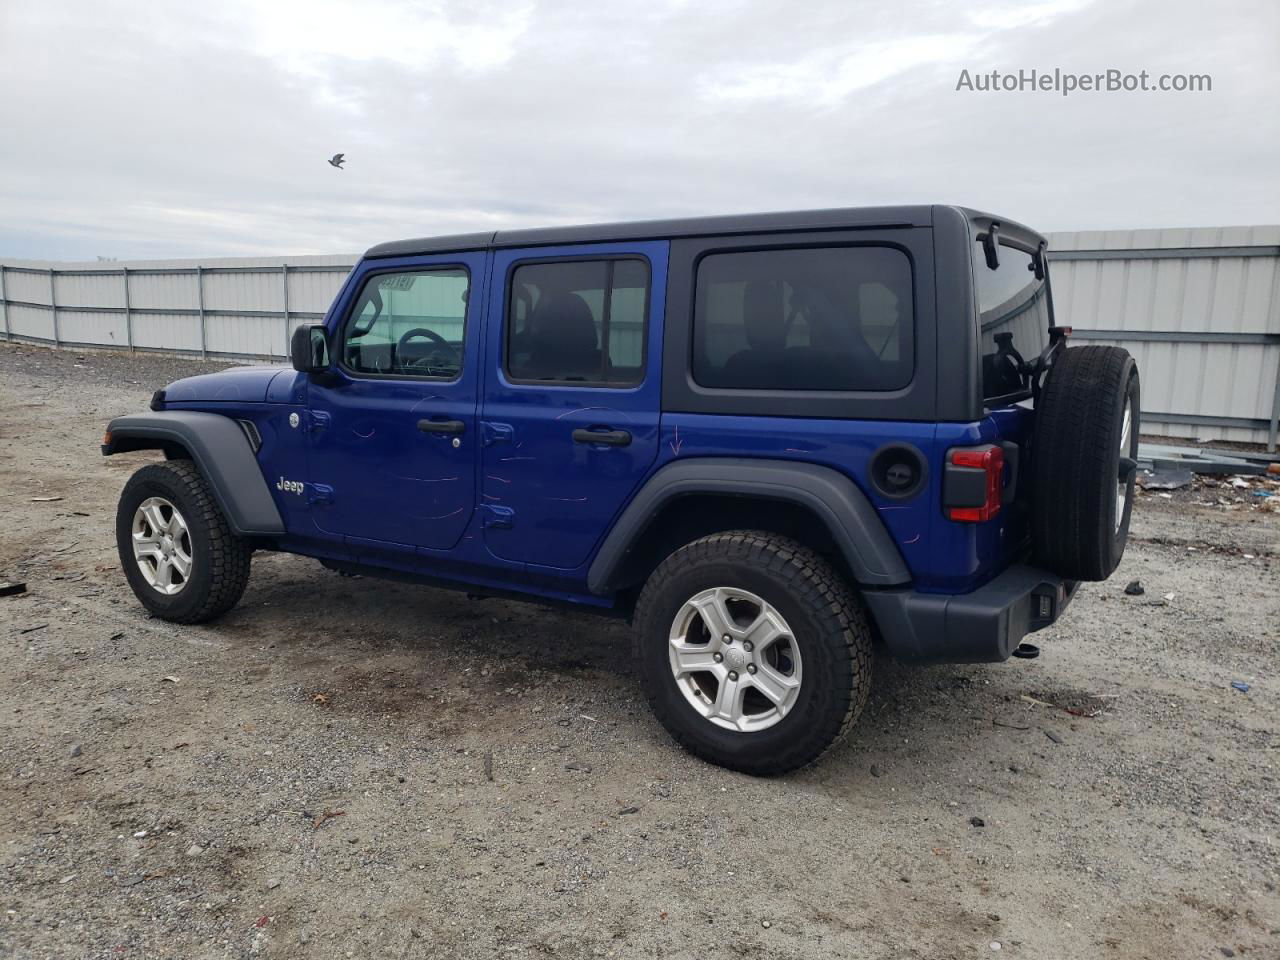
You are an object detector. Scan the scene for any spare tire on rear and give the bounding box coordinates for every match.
[1030,345,1140,581]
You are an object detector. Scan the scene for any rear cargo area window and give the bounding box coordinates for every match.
[507,258,649,385]
[692,246,913,391]
[975,241,1050,400]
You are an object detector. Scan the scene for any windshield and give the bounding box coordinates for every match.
[974,238,1050,401]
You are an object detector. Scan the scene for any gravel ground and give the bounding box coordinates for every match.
[1,342,1277,960]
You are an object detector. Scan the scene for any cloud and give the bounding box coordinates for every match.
[697,35,984,107]
[0,0,1276,260]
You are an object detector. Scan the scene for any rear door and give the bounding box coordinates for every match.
[306,253,485,553]
[479,241,667,570]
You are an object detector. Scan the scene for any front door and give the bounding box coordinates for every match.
[306,253,486,553]
[479,241,667,570]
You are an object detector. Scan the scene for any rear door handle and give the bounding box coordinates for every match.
[418,419,465,435]
[572,428,631,447]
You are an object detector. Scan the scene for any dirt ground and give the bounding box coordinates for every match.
[1,342,1277,960]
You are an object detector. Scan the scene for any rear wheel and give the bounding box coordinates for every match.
[1031,345,1140,581]
[116,460,252,623]
[634,531,872,775]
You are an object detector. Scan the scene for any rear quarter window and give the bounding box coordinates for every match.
[692,246,913,391]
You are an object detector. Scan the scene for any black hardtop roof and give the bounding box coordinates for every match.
[363,205,1044,259]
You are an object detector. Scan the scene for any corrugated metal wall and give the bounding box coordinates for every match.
[0,254,355,360]
[3,228,1278,448]
[1046,226,1280,448]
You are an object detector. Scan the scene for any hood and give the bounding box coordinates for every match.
[161,366,293,404]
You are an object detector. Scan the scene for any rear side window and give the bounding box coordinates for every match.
[974,241,1050,400]
[693,246,913,391]
[507,258,649,385]
[341,268,469,378]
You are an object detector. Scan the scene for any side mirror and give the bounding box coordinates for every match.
[290,324,330,373]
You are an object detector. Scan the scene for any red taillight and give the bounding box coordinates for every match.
[947,445,1004,522]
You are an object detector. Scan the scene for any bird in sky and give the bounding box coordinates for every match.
[328,153,345,169]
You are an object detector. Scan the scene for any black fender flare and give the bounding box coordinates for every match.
[587,457,910,595]
[102,411,285,537]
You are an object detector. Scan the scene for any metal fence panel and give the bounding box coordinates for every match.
[130,311,204,353]
[54,308,129,348]
[7,303,53,340]
[5,269,53,304]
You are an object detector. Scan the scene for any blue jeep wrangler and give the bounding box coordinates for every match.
[103,206,1139,774]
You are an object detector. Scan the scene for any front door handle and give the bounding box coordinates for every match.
[572,428,632,447]
[418,419,465,435]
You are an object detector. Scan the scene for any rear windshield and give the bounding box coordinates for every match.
[974,239,1049,401]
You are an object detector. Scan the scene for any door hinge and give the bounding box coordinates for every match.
[481,504,514,529]
[481,421,513,446]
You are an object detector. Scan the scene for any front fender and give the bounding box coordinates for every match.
[102,411,285,537]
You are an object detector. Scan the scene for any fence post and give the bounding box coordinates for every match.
[281,263,290,358]
[0,265,9,341]
[122,268,133,352]
[49,268,59,347]
[197,266,206,358]
[1269,353,1279,453]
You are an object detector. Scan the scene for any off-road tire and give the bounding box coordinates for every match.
[116,460,252,623]
[1031,345,1140,581]
[633,531,873,775]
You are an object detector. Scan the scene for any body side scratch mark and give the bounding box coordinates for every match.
[554,406,635,422]
[417,507,466,520]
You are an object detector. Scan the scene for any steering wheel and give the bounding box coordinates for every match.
[396,328,459,373]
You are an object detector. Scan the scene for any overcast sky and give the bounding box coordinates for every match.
[1,0,1276,260]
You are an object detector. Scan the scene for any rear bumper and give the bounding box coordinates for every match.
[862,564,1078,663]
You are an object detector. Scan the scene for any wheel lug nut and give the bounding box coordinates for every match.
[722,634,732,644]
[713,652,723,663]
[747,664,757,674]
[742,641,753,652]
[727,671,738,681]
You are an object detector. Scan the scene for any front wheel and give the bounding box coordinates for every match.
[633,531,872,775]
[115,460,252,623]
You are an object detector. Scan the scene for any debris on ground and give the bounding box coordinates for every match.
[1139,469,1193,491]
[969,816,986,828]
[18,623,48,635]
[312,809,345,830]
[1124,580,1145,596]
[0,581,27,597]
[31,496,63,502]
[483,750,494,781]
[1042,728,1065,745]
[1230,681,1250,694]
